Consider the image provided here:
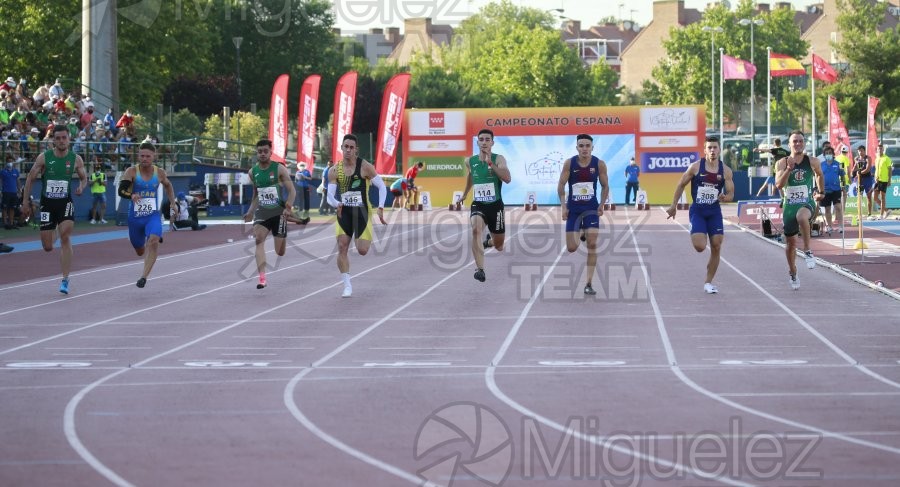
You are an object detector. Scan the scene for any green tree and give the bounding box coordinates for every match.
[440,0,608,108]
[648,0,806,127]
[831,0,899,122]
[170,109,204,140]
[408,54,472,108]
[0,4,81,87]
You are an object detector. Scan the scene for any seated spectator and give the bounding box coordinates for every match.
[48,78,64,99]
[32,83,49,106]
[0,77,16,93]
[116,110,134,130]
[171,192,206,231]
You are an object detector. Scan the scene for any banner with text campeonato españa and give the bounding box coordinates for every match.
[375,73,410,175]
[268,74,289,164]
[331,71,358,165]
[296,75,321,170]
[402,105,706,206]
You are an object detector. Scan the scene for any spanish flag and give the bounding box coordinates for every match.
[769,53,805,77]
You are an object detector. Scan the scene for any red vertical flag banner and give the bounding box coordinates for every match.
[296,75,321,170]
[828,96,850,151]
[866,96,880,156]
[374,73,411,175]
[331,71,358,165]
[268,74,289,164]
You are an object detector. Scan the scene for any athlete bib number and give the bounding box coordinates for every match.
[341,191,363,207]
[473,183,495,203]
[133,198,157,217]
[257,186,279,207]
[571,182,595,201]
[46,180,69,199]
[785,185,809,205]
[696,186,719,205]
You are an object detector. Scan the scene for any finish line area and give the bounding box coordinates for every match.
[2,207,899,487]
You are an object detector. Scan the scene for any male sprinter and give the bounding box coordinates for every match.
[558,134,609,295]
[326,134,387,297]
[666,136,735,294]
[118,142,177,288]
[21,125,87,294]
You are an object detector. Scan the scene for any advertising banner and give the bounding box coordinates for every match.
[402,106,705,206]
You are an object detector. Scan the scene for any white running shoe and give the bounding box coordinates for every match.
[342,285,352,298]
[90,219,96,224]
[804,250,816,269]
[703,283,718,294]
[790,273,800,290]
[100,219,107,224]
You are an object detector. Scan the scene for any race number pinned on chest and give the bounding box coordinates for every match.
[134,197,157,217]
[46,180,69,199]
[696,185,718,205]
[257,186,279,207]
[341,190,363,207]
[785,185,809,205]
[473,183,495,203]
[571,182,595,201]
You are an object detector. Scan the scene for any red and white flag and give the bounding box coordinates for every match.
[812,54,838,83]
[268,74,289,164]
[331,71,358,165]
[828,96,850,152]
[866,96,880,156]
[722,54,756,80]
[374,73,411,175]
[296,75,321,170]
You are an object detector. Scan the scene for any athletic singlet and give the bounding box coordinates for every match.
[567,155,600,210]
[782,155,815,208]
[336,157,369,210]
[468,153,502,204]
[251,163,282,209]
[690,158,724,207]
[130,166,160,219]
[41,149,75,200]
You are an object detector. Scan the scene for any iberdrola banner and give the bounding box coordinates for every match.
[331,71,358,164]
[296,74,321,170]
[268,74,289,164]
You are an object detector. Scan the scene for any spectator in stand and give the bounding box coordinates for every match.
[116,110,134,131]
[48,79,64,100]
[0,77,16,93]
[104,108,117,136]
[79,105,95,131]
[16,79,28,100]
[32,83,49,106]
[1,161,20,229]
[171,192,206,231]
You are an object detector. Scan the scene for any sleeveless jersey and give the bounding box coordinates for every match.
[336,157,369,210]
[41,149,76,200]
[130,166,160,218]
[782,155,815,208]
[690,158,724,207]
[567,155,600,210]
[468,153,501,204]
[251,163,282,209]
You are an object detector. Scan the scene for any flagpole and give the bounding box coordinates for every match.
[811,48,817,155]
[719,47,724,144]
[767,47,772,188]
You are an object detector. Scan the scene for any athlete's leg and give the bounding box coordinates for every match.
[706,233,723,284]
[796,206,813,252]
[57,220,74,279]
[585,227,600,286]
[336,234,352,273]
[253,223,270,276]
[470,214,487,270]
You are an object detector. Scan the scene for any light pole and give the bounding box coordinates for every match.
[738,18,764,142]
[232,36,243,109]
[702,26,723,130]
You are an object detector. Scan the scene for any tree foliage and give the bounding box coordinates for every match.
[831,0,899,122]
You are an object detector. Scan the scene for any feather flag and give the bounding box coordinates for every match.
[722,54,756,80]
[769,53,805,77]
[812,54,838,83]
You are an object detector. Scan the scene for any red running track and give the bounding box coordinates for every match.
[1,207,899,487]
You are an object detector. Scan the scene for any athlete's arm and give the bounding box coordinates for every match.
[666,162,697,219]
[492,154,512,184]
[73,155,87,196]
[597,161,610,212]
[721,166,735,202]
[774,158,791,190]
[278,164,296,213]
[243,169,257,222]
[460,158,473,203]
[158,168,177,218]
[21,152,45,218]
[556,159,570,204]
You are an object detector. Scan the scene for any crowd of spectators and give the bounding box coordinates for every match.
[0,76,141,172]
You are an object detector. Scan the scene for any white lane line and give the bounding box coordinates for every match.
[484,247,757,487]
[0,230,344,315]
[64,225,458,487]
[283,224,537,487]
[232,336,333,339]
[654,209,900,455]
